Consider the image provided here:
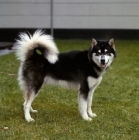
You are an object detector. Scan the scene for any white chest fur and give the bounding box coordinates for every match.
[87,76,102,89]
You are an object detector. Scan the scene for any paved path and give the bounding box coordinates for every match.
[0,42,16,56]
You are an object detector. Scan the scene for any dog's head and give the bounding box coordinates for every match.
[88,38,116,70]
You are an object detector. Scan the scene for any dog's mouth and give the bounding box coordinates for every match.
[100,60,109,69]
[101,63,106,68]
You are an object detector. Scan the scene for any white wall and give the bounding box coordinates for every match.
[0,0,139,29]
[0,0,51,28]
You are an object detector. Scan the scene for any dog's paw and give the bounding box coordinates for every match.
[81,113,92,121]
[30,109,38,113]
[30,107,38,113]
[87,117,92,121]
[83,116,92,121]
[26,117,35,122]
[25,113,35,122]
[88,112,97,118]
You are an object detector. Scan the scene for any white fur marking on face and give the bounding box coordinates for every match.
[104,55,109,63]
[98,50,101,53]
[104,49,108,52]
[92,53,101,66]
[106,53,114,67]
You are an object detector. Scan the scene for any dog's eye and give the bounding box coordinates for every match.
[104,52,111,56]
[107,53,111,56]
[96,52,101,56]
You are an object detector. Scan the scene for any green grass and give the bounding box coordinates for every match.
[0,40,139,140]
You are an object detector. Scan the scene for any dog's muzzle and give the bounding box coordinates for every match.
[101,55,105,63]
[100,55,107,68]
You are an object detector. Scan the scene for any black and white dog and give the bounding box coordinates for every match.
[15,30,116,122]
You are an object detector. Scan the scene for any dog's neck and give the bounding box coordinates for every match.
[90,60,107,77]
[94,67,106,77]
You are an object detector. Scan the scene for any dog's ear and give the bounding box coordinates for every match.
[108,38,114,46]
[108,38,115,50]
[91,38,97,47]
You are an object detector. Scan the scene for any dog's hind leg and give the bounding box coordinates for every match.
[22,77,44,122]
[23,96,38,114]
[23,90,38,122]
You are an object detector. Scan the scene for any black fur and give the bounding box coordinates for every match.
[22,41,115,97]
[22,49,100,96]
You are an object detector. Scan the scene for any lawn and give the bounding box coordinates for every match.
[0,39,139,140]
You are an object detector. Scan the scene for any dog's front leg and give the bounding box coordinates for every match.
[87,88,97,118]
[87,76,102,118]
[78,92,92,121]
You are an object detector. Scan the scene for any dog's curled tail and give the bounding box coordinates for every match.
[15,30,59,64]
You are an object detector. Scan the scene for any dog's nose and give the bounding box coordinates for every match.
[101,55,105,64]
[101,59,105,64]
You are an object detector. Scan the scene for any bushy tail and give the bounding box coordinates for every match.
[15,30,59,63]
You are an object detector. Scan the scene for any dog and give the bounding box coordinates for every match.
[15,30,116,122]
